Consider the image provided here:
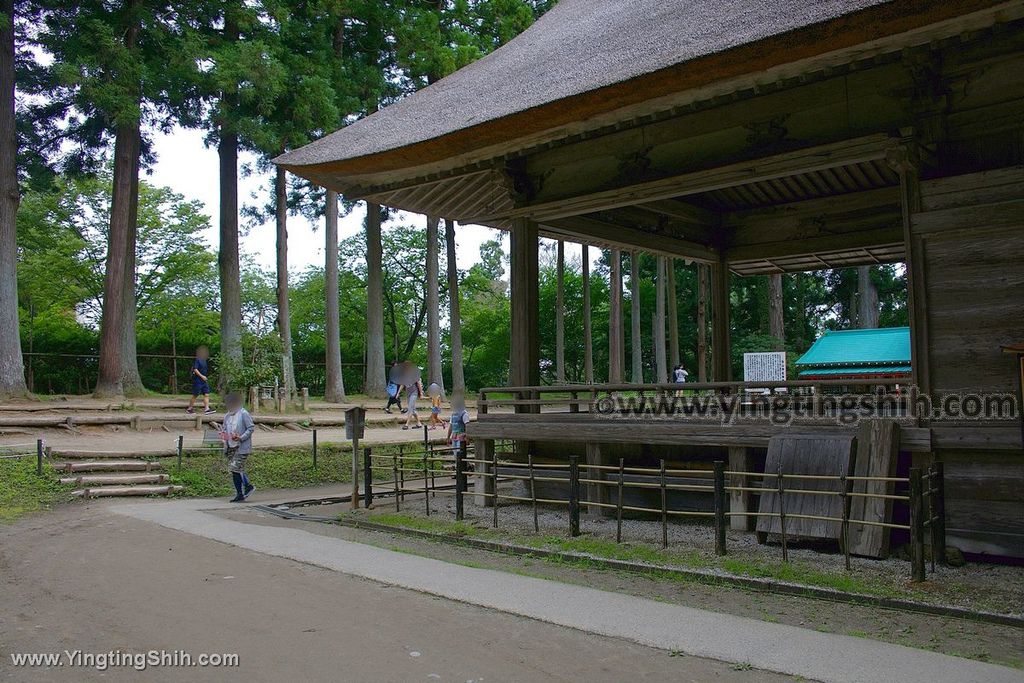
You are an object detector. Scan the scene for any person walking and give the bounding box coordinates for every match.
[220,392,255,502]
[384,361,405,414]
[401,362,424,430]
[187,346,214,415]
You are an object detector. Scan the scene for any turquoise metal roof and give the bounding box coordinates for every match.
[798,365,912,377]
[795,327,911,369]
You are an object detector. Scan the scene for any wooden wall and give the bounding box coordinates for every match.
[913,167,1024,558]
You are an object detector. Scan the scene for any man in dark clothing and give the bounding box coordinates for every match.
[384,360,406,414]
[186,346,214,415]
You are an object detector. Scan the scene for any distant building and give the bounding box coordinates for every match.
[796,328,911,382]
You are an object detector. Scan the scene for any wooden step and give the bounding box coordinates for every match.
[71,485,184,498]
[53,449,177,459]
[54,460,162,473]
[59,473,170,486]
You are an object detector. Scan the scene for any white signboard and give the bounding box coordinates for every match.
[744,351,787,383]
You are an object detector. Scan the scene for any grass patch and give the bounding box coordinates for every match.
[0,458,75,522]
[361,512,479,538]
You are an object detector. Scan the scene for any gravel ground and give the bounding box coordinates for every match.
[369,478,1024,617]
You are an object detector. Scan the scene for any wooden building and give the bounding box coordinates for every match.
[796,327,912,382]
[277,0,1024,558]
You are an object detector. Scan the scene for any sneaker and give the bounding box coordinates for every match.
[186,408,195,415]
[243,484,255,500]
[229,495,245,503]
[383,407,392,414]
[401,425,409,430]
[203,408,216,415]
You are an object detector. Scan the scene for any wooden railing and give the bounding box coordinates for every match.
[478,380,915,419]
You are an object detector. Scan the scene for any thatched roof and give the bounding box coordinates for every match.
[275,0,1001,180]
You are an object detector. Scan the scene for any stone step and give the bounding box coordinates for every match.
[54,460,163,473]
[59,473,170,486]
[71,485,184,498]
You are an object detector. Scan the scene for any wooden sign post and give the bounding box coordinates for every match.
[345,407,366,509]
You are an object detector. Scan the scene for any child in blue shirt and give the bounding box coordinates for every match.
[187,346,214,415]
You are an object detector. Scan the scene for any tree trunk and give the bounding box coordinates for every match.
[0,0,26,398]
[697,263,708,383]
[667,258,679,369]
[425,215,443,394]
[118,132,144,396]
[444,219,465,395]
[364,202,386,397]
[275,166,296,395]
[218,128,243,391]
[581,244,593,383]
[555,240,565,383]
[655,256,668,383]
[608,248,623,383]
[768,273,785,350]
[858,266,879,329]
[629,252,643,383]
[324,190,346,402]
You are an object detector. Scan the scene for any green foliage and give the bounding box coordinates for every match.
[0,458,74,522]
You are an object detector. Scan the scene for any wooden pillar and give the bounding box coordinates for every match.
[555,240,565,383]
[608,248,623,383]
[510,218,540,390]
[584,442,609,517]
[629,252,643,383]
[728,447,754,530]
[887,142,929,397]
[474,438,495,507]
[655,256,668,384]
[711,257,731,382]
[667,258,679,370]
[697,263,708,382]
[581,245,594,384]
[768,273,785,350]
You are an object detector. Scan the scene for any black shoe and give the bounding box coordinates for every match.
[229,495,245,503]
[383,407,392,414]
[243,484,255,500]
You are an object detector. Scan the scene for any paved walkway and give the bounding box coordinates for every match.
[114,498,1022,683]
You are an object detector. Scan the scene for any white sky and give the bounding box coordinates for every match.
[147,126,595,274]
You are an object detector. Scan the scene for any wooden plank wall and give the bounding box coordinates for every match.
[914,167,1024,558]
[848,420,900,558]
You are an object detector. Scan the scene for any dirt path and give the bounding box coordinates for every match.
[0,504,796,682]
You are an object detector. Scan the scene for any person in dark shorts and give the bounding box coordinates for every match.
[187,346,214,415]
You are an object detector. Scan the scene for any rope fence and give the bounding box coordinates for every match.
[360,440,947,582]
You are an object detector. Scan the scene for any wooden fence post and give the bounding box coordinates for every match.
[455,442,465,521]
[176,435,184,471]
[713,460,726,556]
[36,439,43,476]
[568,455,580,537]
[930,462,947,566]
[312,429,318,469]
[528,453,539,532]
[392,454,400,513]
[660,459,668,548]
[909,467,926,582]
[363,448,373,508]
[616,457,625,543]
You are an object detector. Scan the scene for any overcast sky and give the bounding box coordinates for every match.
[146,126,594,275]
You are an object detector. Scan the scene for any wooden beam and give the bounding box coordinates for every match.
[582,245,594,384]
[608,248,624,383]
[630,252,643,384]
[555,240,565,384]
[655,256,668,383]
[667,259,680,369]
[543,215,717,262]
[468,134,897,223]
[638,199,718,226]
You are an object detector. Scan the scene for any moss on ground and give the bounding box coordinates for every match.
[0,458,75,522]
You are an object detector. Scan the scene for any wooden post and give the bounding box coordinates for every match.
[608,248,623,383]
[568,455,580,537]
[276,386,285,413]
[492,445,499,528]
[660,459,668,548]
[728,447,753,530]
[350,431,360,510]
[510,218,540,390]
[528,453,538,532]
[423,449,430,516]
[363,447,373,508]
[629,251,643,384]
[584,442,606,517]
[909,467,926,582]
[581,244,594,384]
[475,439,495,507]
[455,442,465,521]
[176,434,183,471]
[930,461,946,566]
[312,428,318,469]
[697,264,709,383]
[667,258,679,370]
[711,256,731,382]
[36,439,43,476]
[777,464,788,562]
[392,454,400,512]
[713,460,726,556]
[555,240,565,384]
[300,387,309,412]
[655,256,668,384]
[616,457,625,543]
[841,472,852,571]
